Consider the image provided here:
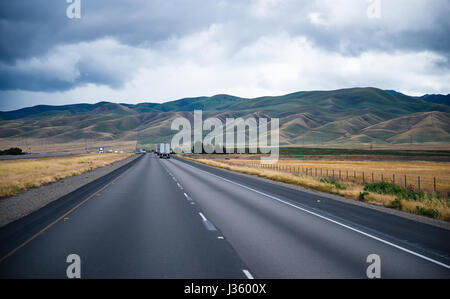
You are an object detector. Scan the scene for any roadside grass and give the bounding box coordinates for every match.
[185,155,450,193]
[0,153,133,197]
[182,156,450,221]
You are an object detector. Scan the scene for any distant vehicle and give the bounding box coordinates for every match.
[108,148,113,153]
[159,143,171,159]
[139,149,146,154]
[99,147,105,154]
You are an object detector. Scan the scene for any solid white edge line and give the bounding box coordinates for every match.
[174,158,450,270]
[198,212,208,222]
[242,269,254,279]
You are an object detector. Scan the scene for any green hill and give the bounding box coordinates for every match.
[0,88,449,147]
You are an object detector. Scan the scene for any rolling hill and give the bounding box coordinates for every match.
[0,88,449,148]
[419,94,450,106]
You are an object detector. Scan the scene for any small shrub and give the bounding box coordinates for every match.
[25,183,38,189]
[319,177,330,184]
[319,177,347,190]
[386,198,402,210]
[415,206,438,218]
[364,182,424,201]
[359,192,369,202]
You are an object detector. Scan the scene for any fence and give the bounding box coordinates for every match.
[224,161,446,195]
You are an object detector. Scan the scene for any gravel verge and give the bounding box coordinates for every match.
[0,154,140,228]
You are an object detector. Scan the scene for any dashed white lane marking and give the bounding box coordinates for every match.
[198,212,207,222]
[177,182,183,189]
[198,212,217,231]
[218,236,224,239]
[242,269,254,279]
[173,158,450,270]
[184,193,193,201]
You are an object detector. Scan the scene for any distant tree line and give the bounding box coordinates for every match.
[0,147,25,155]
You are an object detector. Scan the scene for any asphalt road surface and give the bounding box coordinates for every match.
[0,154,449,278]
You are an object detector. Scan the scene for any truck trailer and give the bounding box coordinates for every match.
[159,143,171,159]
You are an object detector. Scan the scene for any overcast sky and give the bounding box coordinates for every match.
[1,0,449,111]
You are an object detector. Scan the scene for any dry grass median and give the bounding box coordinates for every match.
[0,153,133,198]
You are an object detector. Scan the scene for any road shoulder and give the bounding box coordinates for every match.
[0,154,141,228]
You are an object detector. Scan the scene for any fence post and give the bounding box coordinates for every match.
[434,177,436,193]
[404,175,407,189]
[418,176,421,192]
[362,172,365,185]
[393,174,395,185]
[372,173,374,183]
[354,171,356,179]
[332,170,335,178]
[381,174,384,182]
[339,170,341,179]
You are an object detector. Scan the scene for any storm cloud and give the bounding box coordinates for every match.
[1,0,449,110]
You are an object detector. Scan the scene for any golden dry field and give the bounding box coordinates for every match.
[0,153,133,197]
[184,156,450,221]
[221,159,450,194]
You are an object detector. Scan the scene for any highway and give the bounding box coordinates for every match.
[0,154,449,278]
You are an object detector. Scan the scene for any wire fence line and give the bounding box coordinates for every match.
[223,161,446,195]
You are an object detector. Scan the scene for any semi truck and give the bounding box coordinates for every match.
[159,143,171,159]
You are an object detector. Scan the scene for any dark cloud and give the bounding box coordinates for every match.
[0,0,242,63]
[0,0,449,106]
